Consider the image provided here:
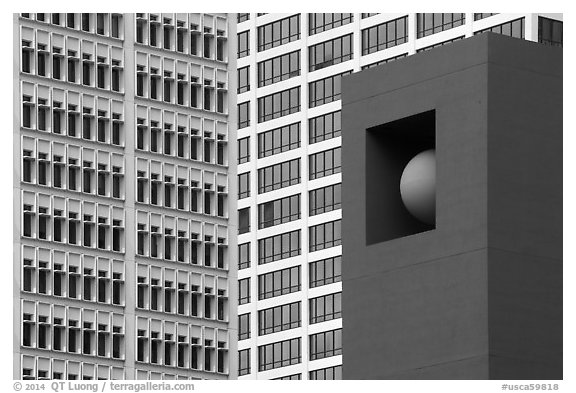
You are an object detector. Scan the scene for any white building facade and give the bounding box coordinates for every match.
[234,12,562,380]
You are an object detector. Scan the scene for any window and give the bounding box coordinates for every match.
[238,66,250,94]
[239,243,250,270]
[21,44,31,74]
[111,14,120,38]
[239,278,250,305]
[417,13,465,38]
[257,14,300,52]
[258,158,300,194]
[361,13,379,19]
[309,183,341,216]
[257,50,300,87]
[474,13,497,21]
[239,349,250,376]
[53,55,62,79]
[238,137,250,164]
[258,194,300,229]
[417,36,464,53]
[475,18,524,39]
[309,328,342,360]
[361,16,408,55]
[258,337,301,371]
[259,302,301,335]
[309,147,341,180]
[309,71,351,108]
[309,110,341,144]
[273,374,301,380]
[97,13,105,35]
[361,52,407,70]
[238,101,250,129]
[310,292,342,324]
[238,31,250,58]
[538,17,562,47]
[258,230,300,265]
[238,172,250,199]
[309,13,353,35]
[238,13,250,23]
[258,122,300,158]
[239,313,250,341]
[309,220,341,252]
[257,86,300,123]
[239,207,250,234]
[82,13,90,31]
[258,265,300,300]
[203,35,212,58]
[310,365,342,380]
[309,34,353,72]
[310,255,342,288]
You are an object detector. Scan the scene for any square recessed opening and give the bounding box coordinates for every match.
[366,110,436,245]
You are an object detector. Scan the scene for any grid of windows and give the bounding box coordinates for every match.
[309,34,353,72]
[258,230,301,265]
[257,14,301,52]
[417,13,465,38]
[258,266,301,300]
[361,53,407,70]
[258,122,300,158]
[238,31,250,58]
[310,365,342,380]
[257,50,301,87]
[309,328,342,361]
[239,242,250,270]
[475,18,524,39]
[258,194,300,229]
[258,158,300,194]
[474,13,498,21]
[310,255,342,288]
[239,313,250,341]
[238,172,250,199]
[361,16,408,55]
[309,183,341,216]
[239,278,250,305]
[309,110,341,144]
[309,71,351,108]
[257,86,301,123]
[238,102,250,129]
[310,292,342,324]
[309,220,342,252]
[258,337,301,371]
[538,17,563,47]
[239,349,250,376]
[238,66,250,94]
[238,137,250,164]
[309,147,342,180]
[19,12,232,380]
[258,301,301,335]
[417,13,466,39]
[308,13,353,36]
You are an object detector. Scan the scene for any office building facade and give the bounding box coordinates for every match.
[13,12,237,380]
[234,12,562,380]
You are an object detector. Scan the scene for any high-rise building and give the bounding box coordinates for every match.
[234,13,562,380]
[13,13,237,380]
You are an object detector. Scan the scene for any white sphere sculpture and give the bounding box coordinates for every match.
[400,149,436,225]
